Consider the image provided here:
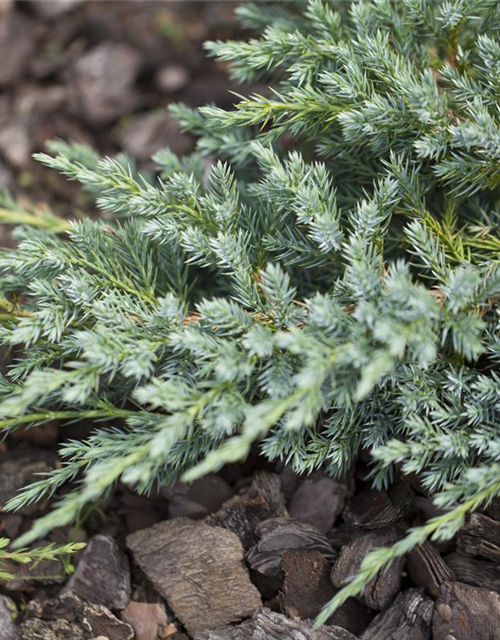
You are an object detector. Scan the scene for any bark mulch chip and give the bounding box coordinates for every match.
[193,608,359,640]
[18,594,134,640]
[331,529,404,611]
[246,517,337,581]
[407,542,455,598]
[126,518,262,636]
[289,473,348,534]
[278,550,373,637]
[445,551,500,592]
[457,512,500,562]
[360,589,433,640]
[61,534,131,610]
[204,472,288,550]
[432,581,500,640]
[344,482,414,530]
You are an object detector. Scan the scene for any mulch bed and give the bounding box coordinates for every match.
[0,0,242,214]
[1,2,500,640]
[3,440,500,639]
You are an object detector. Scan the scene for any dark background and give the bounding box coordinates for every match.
[0,0,242,212]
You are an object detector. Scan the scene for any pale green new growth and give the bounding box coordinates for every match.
[1,0,500,625]
[0,537,85,581]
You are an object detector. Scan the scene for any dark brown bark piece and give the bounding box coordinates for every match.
[485,498,500,522]
[361,589,433,640]
[332,529,404,610]
[61,534,131,610]
[204,472,288,549]
[278,550,373,637]
[127,518,261,635]
[407,542,454,597]
[194,608,359,640]
[432,581,500,640]
[328,522,360,551]
[344,483,413,530]
[246,517,337,581]
[278,550,336,620]
[289,473,348,534]
[279,464,301,500]
[0,449,57,515]
[18,594,134,640]
[457,513,500,562]
[445,552,500,592]
[161,474,234,520]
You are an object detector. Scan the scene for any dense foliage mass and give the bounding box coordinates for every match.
[2,0,500,622]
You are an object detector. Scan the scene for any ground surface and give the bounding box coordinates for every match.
[1,2,500,640]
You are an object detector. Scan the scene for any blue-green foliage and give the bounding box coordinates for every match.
[2,0,500,622]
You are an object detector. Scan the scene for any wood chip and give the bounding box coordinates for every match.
[161,474,234,520]
[278,550,335,620]
[457,512,500,562]
[18,594,134,640]
[361,589,433,640]
[127,519,261,636]
[193,608,360,640]
[246,517,337,581]
[484,498,500,522]
[62,534,131,610]
[432,581,500,640]
[278,550,373,637]
[289,473,348,534]
[332,529,404,610]
[344,483,413,530]
[204,472,288,549]
[407,542,454,598]
[445,552,500,592]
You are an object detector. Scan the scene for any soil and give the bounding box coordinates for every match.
[1,2,500,640]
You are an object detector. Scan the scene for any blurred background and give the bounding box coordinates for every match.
[0,0,243,211]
